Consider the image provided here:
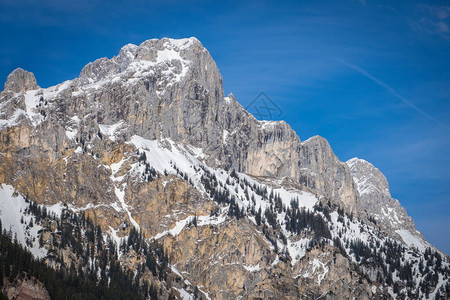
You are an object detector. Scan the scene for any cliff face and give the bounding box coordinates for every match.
[0,37,448,300]
[0,37,358,211]
[3,68,39,94]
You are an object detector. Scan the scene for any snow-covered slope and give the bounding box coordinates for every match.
[0,184,47,258]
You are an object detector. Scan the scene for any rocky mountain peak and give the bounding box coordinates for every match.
[346,157,425,249]
[78,37,205,86]
[346,157,390,198]
[0,38,358,211]
[3,68,39,94]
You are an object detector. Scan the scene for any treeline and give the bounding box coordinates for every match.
[284,200,331,240]
[344,233,449,298]
[0,219,144,300]
[3,197,178,300]
[120,227,170,282]
[199,165,335,253]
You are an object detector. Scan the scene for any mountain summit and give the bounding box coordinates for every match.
[0,37,448,299]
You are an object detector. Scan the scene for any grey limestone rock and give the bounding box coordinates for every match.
[3,68,39,93]
[346,157,425,245]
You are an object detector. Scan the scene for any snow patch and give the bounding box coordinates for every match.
[114,184,140,230]
[197,213,227,227]
[0,109,25,129]
[24,90,44,126]
[164,37,198,49]
[259,120,279,130]
[395,229,426,252]
[222,129,230,143]
[305,259,328,285]
[153,215,193,239]
[66,128,77,140]
[0,184,47,259]
[99,121,125,142]
[371,285,377,295]
[243,264,261,272]
[287,238,310,266]
[153,212,226,240]
[174,288,194,300]
[46,202,65,217]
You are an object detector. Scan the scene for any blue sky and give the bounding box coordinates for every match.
[1,0,449,253]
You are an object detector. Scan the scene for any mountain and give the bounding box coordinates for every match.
[347,158,423,242]
[0,37,448,299]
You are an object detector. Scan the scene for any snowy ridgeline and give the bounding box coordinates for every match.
[0,39,198,133]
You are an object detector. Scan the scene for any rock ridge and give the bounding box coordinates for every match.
[0,37,358,210]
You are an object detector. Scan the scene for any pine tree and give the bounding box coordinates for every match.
[255,207,262,226]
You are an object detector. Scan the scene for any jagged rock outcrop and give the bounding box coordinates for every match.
[298,136,357,210]
[3,68,39,94]
[163,218,377,299]
[2,273,50,300]
[346,158,427,249]
[0,37,358,211]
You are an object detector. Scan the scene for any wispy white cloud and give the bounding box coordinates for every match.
[409,4,450,40]
[433,6,450,20]
[437,21,449,33]
[337,59,449,130]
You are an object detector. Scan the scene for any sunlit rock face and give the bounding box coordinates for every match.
[0,37,359,211]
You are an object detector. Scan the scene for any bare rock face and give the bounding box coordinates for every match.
[0,37,359,211]
[163,218,284,299]
[163,216,378,299]
[293,245,376,299]
[297,136,357,210]
[3,68,39,94]
[3,273,50,300]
